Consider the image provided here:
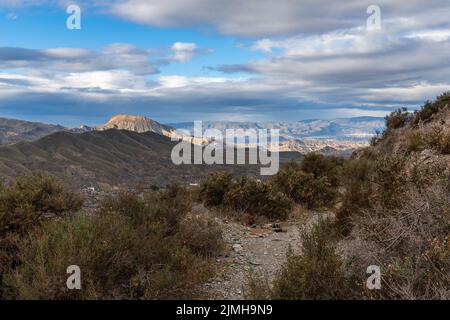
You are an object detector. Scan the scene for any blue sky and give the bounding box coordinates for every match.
[0,1,449,127]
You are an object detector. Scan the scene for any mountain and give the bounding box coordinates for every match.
[170,117,383,154]
[0,129,301,188]
[0,117,65,146]
[170,117,385,141]
[96,114,175,137]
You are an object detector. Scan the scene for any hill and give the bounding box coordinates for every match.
[0,117,64,145]
[0,129,301,188]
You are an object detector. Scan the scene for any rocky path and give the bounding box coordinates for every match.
[200,215,309,300]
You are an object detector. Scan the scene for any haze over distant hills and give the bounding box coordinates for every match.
[170,117,385,141]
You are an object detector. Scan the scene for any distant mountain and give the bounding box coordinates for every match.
[0,129,301,188]
[169,117,384,154]
[169,117,385,141]
[0,117,65,146]
[96,114,175,137]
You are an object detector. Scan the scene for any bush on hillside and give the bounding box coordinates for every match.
[300,153,344,187]
[247,219,359,299]
[271,161,339,209]
[223,177,292,220]
[385,107,412,130]
[0,173,82,298]
[4,184,223,299]
[412,92,450,125]
[199,172,233,207]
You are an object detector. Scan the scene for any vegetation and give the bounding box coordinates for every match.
[0,173,83,298]
[270,155,341,209]
[2,93,450,300]
[1,179,223,299]
[248,93,450,300]
[247,219,359,299]
[385,107,412,130]
[199,153,342,221]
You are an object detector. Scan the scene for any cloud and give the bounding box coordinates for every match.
[1,1,450,125]
[0,44,158,75]
[108,0,450,37]
[170,42,212,62]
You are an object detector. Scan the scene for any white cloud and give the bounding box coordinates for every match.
[108,0,450,37]
[171,42,198,62]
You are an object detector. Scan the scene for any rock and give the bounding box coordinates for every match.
[232,244,243,252]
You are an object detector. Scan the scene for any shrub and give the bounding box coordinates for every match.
[336,157,375,233]
[247,219,358,299]
[385,107,411,130]
[223,177,292,220]
[5,186,223,299]
[199,172,233,207]
[406,131,425,152]
[178,214,223,257]
[0,173,82,298]
[412,92,450,125]
[427,127,450,155]
[271,162,338,209]
[300,153,343,187]
[101,183,192,235]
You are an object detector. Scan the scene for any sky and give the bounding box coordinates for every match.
[0,0,449,127]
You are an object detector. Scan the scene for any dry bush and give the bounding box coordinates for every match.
[4,185,223,299]
[246,219,359,300]
[178,214,224,257]
[0,173,82,298]
[406,131,425,153]
[427,126,450,155]
[343,184,450,299]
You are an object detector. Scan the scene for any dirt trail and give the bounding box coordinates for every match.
[200,214,313,300]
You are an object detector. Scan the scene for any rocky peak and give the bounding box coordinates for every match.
[96,114,174,137]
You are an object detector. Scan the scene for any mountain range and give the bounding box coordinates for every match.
[0,129,300,188]
[0,114,385,187]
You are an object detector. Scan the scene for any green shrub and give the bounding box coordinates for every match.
[271,162,338,209]
[412,92,450,125]
[337,155,407,233]
[199,172,233,207]
[223,177,292,219]
[385,107,411,130]
[300,153,343,187]
[336,157,375,233]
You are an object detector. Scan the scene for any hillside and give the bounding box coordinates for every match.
[0,129,301,188]
[0,117,64,145]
